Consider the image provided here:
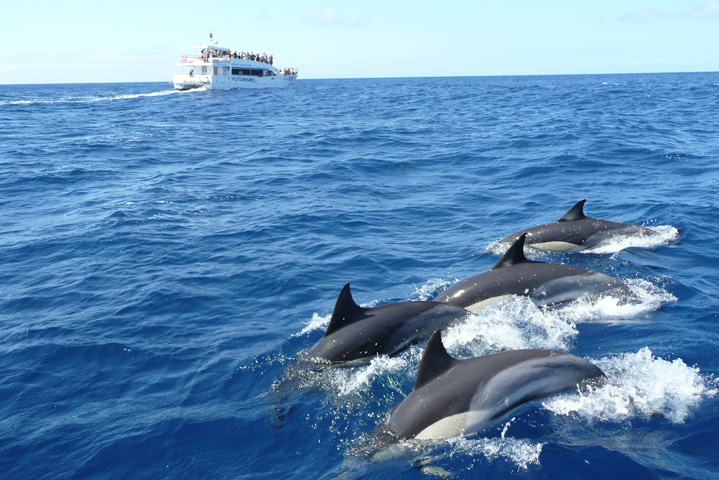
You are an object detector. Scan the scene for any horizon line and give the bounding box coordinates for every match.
[1,70,717,87]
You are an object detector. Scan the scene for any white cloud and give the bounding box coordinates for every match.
[622,8,672,21]
[623,3,719,21]
[691,2,719,17]
[302,8,370,28]
[303,8,341,27]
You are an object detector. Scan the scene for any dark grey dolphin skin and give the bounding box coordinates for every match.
[307,283,470,363]
[385,330,605,439]
[434,233,635,310]
[500,199,653,252]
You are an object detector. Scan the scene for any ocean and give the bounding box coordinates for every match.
[1,73,718,479]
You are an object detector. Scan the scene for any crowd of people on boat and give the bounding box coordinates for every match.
[201,49,274,65]
[188,48,297,75]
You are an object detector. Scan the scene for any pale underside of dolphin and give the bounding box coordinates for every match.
[500,199,654,252]
[307,283,470,363]
[385,330,605,440]
[435,233,635,311]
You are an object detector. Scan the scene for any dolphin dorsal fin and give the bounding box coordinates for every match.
[413,331,456,390]
[558,199,587,222]
[492,233,529,269]
[324,283,366,337]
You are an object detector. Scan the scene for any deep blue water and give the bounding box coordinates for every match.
[1,73,718,479]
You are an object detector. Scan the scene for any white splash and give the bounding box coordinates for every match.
[411,277,458,301]
[544,347,717,423]
[443,296,578,354]
[330,355,411,396]
[294,312,330,337]
[583,225,680,254]
[445,436,544,470]
[554,278,676,325]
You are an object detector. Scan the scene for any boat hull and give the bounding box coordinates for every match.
[173,73,297,90]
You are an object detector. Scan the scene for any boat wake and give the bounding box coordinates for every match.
[1,89,192,106]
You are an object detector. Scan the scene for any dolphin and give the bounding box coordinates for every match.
[500,199,654,252]
[434,233,635,311]
[307,283,470,363]
[385,330,605,440]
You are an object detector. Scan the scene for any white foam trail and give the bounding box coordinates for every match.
[441,278,673,355]
[584,225,680,254]
[543,347,717,423]
[1,89,185,106]
[555,278,676,325]
[486,225,680,255]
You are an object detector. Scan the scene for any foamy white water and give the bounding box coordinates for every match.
[584,225,681,254]
[1,89,184,106]
[555,277,676,325]
[295,312,330,337]
[443,296,578,354]
[544,347,717,423]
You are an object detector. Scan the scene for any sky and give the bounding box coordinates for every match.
[0,0,717,84]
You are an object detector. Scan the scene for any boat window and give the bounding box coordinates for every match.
[231,68,266,77]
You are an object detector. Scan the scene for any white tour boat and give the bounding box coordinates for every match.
[174,34,298,90]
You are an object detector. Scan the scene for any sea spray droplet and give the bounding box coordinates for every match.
[446,436,544,470]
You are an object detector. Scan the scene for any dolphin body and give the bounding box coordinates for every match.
[385,331,605,440]
[500,199,653,252]
[308,284,470,363]
[435,233,634,311]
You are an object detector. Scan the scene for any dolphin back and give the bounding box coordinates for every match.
[499,199,652,251]
[308,292,469,362]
